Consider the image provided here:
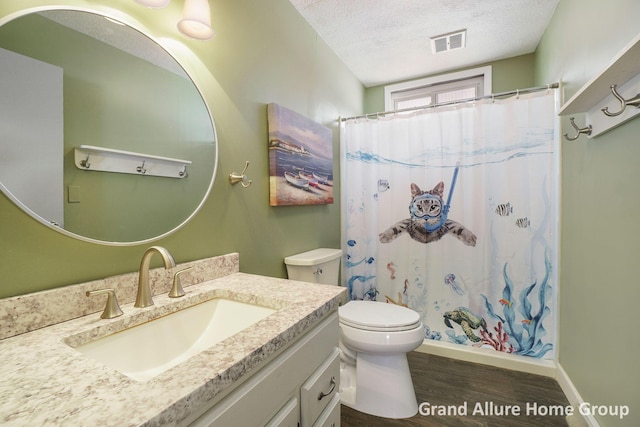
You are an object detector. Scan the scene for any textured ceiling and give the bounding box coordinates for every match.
[39,10,187,79]
[289,0,559,87]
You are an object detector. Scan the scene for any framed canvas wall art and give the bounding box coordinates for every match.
[267,103,334,206]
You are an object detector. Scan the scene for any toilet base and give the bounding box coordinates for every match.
[340,352,418,419]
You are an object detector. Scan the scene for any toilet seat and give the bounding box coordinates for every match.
[339,301,421,332]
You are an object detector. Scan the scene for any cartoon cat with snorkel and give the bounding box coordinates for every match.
[379,178,477,247]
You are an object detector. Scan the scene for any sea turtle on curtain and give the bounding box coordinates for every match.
[379,181,477,246]
[443,307,487,343]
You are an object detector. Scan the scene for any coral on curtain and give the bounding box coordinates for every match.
[340,90,559,359]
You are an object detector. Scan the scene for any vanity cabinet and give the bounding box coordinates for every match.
[186,313,341,427]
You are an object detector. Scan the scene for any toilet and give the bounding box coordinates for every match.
[284,248,424,419]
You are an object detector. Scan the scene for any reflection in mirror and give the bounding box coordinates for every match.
[0,9,217,244]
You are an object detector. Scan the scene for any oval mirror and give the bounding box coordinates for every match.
[0,9,217,245]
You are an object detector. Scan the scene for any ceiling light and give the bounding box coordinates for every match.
[178,0,215,40]
[135,0,170,8]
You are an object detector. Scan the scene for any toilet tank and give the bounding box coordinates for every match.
[284,248,342,285]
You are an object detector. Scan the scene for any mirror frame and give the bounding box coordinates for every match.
[0,5,218,246]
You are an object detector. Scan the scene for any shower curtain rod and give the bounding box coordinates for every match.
[339,82,559,122]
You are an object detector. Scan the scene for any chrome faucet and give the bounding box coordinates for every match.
[135,246,176,308]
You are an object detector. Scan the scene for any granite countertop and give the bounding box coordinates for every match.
[0,272,347,426]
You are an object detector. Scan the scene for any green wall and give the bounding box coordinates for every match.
[535,1,640,425]
[0,0,363,298]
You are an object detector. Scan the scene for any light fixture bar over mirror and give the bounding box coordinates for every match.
[133,0,215,40]
[74,145,191,179]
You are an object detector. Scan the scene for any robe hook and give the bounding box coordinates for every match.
[229,161,252,187]
[601,84,640,117]
[79,154,91,169]
[563,117,592,141]
[136,160,147,174]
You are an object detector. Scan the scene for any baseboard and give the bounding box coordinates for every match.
[556,363,600,427]
[415,340,557,377]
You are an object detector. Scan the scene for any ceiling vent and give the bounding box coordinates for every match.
[430,29,466,54]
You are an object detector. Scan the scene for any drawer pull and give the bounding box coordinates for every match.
[317,376,336,401]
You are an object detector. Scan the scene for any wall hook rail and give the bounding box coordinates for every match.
[229,161,252,187]
[601,84,640,117]
[563,117,592,141]
[74,145,191,179]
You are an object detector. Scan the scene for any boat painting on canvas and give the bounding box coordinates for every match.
[267,103,333,206]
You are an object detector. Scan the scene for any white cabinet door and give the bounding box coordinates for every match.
[266,397,300,427]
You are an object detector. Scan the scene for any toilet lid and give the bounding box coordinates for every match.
[339,301,421,332]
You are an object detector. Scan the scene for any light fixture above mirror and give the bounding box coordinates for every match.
[134,0,215,40]
[179,0,215,40]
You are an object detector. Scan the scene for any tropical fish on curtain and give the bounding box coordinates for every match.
[341,89,559,360]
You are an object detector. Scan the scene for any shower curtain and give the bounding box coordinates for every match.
[340,90,559,359]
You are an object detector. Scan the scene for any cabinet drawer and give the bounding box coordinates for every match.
[301,348,340,426]
[313,394,340,427]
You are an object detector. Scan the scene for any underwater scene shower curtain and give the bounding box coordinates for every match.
[341,90,559,359]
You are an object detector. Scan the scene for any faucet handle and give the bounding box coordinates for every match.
[86,289,124,319]
[169,267,193,298]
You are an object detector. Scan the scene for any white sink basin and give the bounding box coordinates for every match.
[72,298,276,381]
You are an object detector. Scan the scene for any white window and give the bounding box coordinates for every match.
[384,66,492,112]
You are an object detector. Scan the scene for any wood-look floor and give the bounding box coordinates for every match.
[341,351,570,427]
